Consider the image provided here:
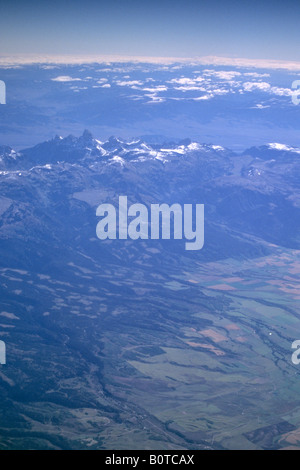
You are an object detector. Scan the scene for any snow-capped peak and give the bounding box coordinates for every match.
[268,143,300,154]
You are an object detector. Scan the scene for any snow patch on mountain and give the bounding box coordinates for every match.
[268,143,300,154]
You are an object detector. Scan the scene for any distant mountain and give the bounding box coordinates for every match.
[2,130,233,169]
[243,142,300,161]
[1,131,300,265]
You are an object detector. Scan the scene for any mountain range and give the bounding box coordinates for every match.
[0,131,300,449]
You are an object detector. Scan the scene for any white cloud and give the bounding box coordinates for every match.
[270,86,292,96]
[203,70,242,80]
[243,81,271,92]
[142,86,168,92]
[168,77,197,85]
[193,95,213,101]
[212,88,230,95]
[144,93,165,103]
[41,65,58,70]
[243,81,292,96]
[252,104,270,109]
[110,156,126,165]
[174,86,206,92]
[2,55,300,71]
[70,86,88,92]
[244,72,270,78]
[116,80,144,86]
[51,76,82,82]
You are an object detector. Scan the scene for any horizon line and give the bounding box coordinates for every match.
[1,54,300,71]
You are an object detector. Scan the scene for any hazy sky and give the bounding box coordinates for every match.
[0,0,299,61]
